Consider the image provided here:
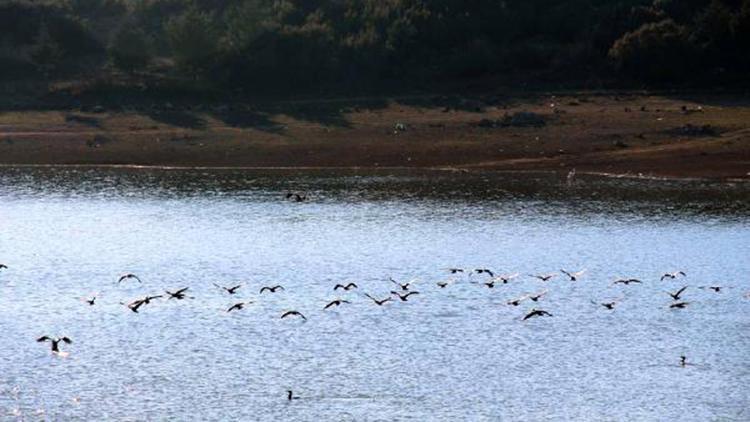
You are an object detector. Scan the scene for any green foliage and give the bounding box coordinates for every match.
[109,26,152,71]
[164,5,220,72]
[30,24,65,76]
[609,20,693,82]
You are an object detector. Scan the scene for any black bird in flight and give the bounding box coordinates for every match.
[523,308,553,320]
[214,283,242,295]
[591,297,622,310]
[529,273,557,282]
[80,295,97,306]
[699,286,723,293]
[391,291,419,301]
[528,290,548,302]
[666,286,688,301]
[37,336,72,353]
[0,264,7,270]
[364,293,392,306]
[260,285,285,294]
[669,301,690,309]
[507,295,528,306]
[227,302,251,312]
[390,278,412,291]
[495,273,520,284]
[560,269,586,281]
[324,299,350,309]
[660,271,686,281]
[281,310,307,320]
[474,268,494,277]
[118,273,142,283]
[613,278,642,285]
[333,282,358,291]
[446,268,464,274]
[436,281,451,288]
[165,287,191,300]
[123,295,161,313]
[287,390,300,401]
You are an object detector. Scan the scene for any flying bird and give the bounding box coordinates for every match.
[666,286,688,301]
[287,390,300,401]
[37,336,72,353]
[281,310,307,320]
[324,299,350,309]
[474,268,494,277]
[613,278,642,285]
[80,295,97,306]
[669,301,690,309]
[227,302,251,312]
[699,286,723,293]
[0,264,7,270]
[333,283,358,291]
[260,285,285,294]
[364,293,392,306]
[660,271,686,281]
[445,268,464,274]
[529,273,556,282]
[390,278,412,291]
[523,309,553,320]
[391,291,419,301]
[560,269,586,281]
[165,287,191,300]
[214,283,242,295]
[528,290,548,302]
[507,295,528,306]
[495,273,519,284]
[118,273,141,283]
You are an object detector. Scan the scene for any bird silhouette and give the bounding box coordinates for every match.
[669,301,690,309]
[287,390,300,401]
[0,264,7,270]
[474,268,494,277]
[529,273,556,282]
[391,291,419,301]
[214,283,242,295]
[165,287,191,300]
[281,310,307,320]
[666,286,688,300]
[560,269,586,281]
[523,308,553,320]
[613,278,642,285]
[660,271,686,281]
[445,268,464,274]
[118,273,141,283]
[260,285,285,294]
[364,293,392,306]
[37,336,72,353]
[227,302,250,312]
[333,282,358,291]
[324,299,350,309]
[390,278,412,291]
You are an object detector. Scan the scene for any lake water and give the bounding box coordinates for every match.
[0,167,748,421]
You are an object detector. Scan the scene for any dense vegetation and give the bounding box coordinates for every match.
[0,0,748,96]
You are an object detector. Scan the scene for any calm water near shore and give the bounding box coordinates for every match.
[0,167,748,421]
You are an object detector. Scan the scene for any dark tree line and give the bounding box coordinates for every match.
[0,0,748,93]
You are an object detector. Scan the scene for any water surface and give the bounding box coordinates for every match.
[0,168,748,421]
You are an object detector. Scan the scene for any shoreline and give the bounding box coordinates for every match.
[1,93,748,181]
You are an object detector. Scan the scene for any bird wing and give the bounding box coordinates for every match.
[61,337,72,344]
[333,284,344,290]
[176,287,189,294]
[560,269,572,278]
[260,287,271,293]
[36,336,51,342]
[676,286,688,296]
[118,275,127,283]
[347,283,358,289]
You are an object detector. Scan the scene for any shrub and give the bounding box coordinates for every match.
[608,19,694,82]
[109,26,152,71]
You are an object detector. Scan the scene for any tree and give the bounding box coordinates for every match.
[30,23,64,77]
[609,19,694,82]
[109,26,152,72]
[164,5,220,73]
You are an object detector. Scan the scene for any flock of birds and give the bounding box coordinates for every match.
[3,261,747,400]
